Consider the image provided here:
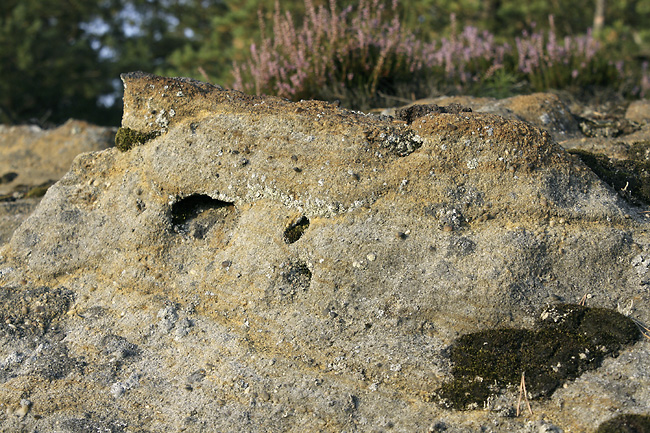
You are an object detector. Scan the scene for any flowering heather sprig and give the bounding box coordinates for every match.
[423,21,510,86]
[231,1,644,108]
[515,16,616,91]
[233,0,416,100]
[232,1,514,103]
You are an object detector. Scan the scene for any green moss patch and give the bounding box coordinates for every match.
[25,180,56,198]
[114,127,160,152]
[569,145,650,205]
[595,414,650,433]
[436,304,640,410]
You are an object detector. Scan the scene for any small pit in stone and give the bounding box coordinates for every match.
[266,261,313,304]
[284,216,310,244]
[170,194,235,240]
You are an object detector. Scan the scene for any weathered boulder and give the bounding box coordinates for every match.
[0,120,115,243]
[0,119,115,197]
[626,100,650,124]
[379,92,583,141]
[0,198,40,245]
[0,72,649,432]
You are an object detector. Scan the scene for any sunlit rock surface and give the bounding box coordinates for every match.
[0,73,649,432]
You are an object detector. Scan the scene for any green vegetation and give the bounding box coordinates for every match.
[1,0,649,126]
[436,304,640,410]
[25,181,55,198]
[114,127,159,152]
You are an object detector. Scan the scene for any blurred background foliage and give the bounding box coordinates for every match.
[1,0,649,126]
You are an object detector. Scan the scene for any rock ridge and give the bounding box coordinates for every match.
[0,73,649,432]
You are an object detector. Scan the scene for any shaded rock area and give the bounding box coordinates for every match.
[0,120,116,243]
[0,72,650,432]
[595,413,650,433]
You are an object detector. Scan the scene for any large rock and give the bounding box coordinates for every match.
[626,99,650,124]
[378,92,583,141]
[0,120,116,243]
[0,119,115,197]
[0,72,649,432]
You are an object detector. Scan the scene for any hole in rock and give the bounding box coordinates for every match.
[282,261,312,289]
[1,172,18,184]
[267,260,312,304]
[283,216,310,244]
[170,194,235,240]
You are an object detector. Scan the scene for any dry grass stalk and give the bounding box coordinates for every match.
[516,371,533,417]
[630,317,650,341]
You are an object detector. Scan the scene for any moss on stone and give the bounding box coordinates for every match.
[569,145,650,205]
[436,304,641,410]
[115,127,159,152]
[25,181,55,198]
[595,414,650,433]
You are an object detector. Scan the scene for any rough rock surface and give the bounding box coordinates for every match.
[378,93,583,141]
[626,100,650,124]
[0,120,116,242]
[0,72,649,432]
[0,119,116,196]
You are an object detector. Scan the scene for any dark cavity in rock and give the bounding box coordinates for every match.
[0,172,18,184]
[170,194,235,239]
[284,216,310,244]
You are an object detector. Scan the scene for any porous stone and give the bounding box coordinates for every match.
[626,99,650,124]
[379,92,582,141]
[0,119,115,196]
[0,72,649,432]
[0,120,115,243]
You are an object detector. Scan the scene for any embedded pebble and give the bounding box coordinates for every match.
[110,383,126,398]
[174,317,193,339]
[15,399,31,418]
